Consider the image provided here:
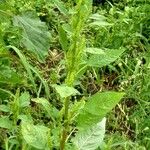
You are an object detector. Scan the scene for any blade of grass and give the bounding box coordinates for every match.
[29,66,50,99]
[0,88,15,98]
[7,46,37,94]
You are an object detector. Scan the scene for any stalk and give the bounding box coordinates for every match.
[60,1,92,149]
[60,97,70,150]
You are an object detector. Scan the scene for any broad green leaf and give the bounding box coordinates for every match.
[52,84,80,98]
[31,98,58,121]
[0,116,13,129]
[77,92,124,129]
[0,65,22,85]
[21,122,50,149]
[18,115,33,124]
[19,92,30,108]
[13,13,51,61]
[86,48,105,55]
[86,48,125,67]
[58,25,68,51]
[31,98,51,112]
[0,105,10,112]
[69,100,85,122]
[73,118,106,150]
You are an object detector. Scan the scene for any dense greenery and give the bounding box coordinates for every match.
[0,0,149,149]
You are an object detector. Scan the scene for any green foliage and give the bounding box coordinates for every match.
[73,118,106,150]
[52,84,80,98]
[13,13,51,62]
[0,117,13,129]
[21,122,50,149]
[77,92,124,129]
[0,0,149,149]
[85,47,125,67]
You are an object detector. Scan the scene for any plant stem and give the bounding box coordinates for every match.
[60,97,70,150]
[60,1,92,149]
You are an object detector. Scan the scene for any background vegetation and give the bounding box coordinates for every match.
[0,0,149,149]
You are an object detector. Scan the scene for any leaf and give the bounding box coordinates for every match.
[18,115,33,124]
[19,92,30,108]
[86,48,125,67]
[89,14,111,27]
[58,25,68,51]
[86,48,105,55]
[77,92,124,129]
[89,21,111,27]
[0,105,10,112]
[13,13,51,61]
[31,98,58,120]
[0,116,13,129]
[52,84,80,98]
[0,65,22,85]
[29,66,50,99]
[21,122,50,149]
[69,100,85,121]
[8,46,37,93]
[73,118,106,150]
[89,14,106,21]
[52,0,68,16]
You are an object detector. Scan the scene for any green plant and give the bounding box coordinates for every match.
[0,0,125,150]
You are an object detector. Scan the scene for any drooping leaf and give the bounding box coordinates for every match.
[77,92,124,129]
[21,122,50,149]
[0,116,13,129]
[73,118,106,150]
[52,0,68,16]
[86,48,125,67]
[52,84,80,98]
[13,13,51,61]
[8,46,37,93]
[31,98,58,121]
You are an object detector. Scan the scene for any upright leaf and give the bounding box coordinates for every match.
[73,118,106,150]
[19,92,30,108]
[13,13,51,61]
[77,92,124,129]
[58,25,68,51]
